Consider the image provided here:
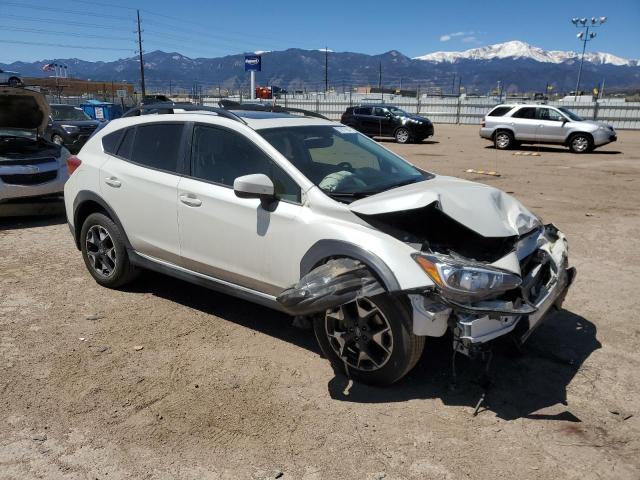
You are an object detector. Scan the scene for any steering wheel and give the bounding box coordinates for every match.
[337,161,354,171]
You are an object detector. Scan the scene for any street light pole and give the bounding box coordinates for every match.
[571,16,606,101]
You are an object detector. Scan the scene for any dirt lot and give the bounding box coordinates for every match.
[1,124,639,480]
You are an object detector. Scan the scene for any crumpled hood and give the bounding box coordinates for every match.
[349,175,539,238]
[0,87,50,135]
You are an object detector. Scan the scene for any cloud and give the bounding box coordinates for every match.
[439,31,475,42]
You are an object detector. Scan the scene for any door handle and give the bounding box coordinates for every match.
[104,177,121,188]
[179,193,202,207]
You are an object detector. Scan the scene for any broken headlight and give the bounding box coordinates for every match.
[412,253,521,302]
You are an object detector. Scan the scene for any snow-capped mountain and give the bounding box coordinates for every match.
[414,40,635,66]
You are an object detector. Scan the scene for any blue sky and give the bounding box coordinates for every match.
[1,0,639,63]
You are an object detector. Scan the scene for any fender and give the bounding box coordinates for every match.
[300,239,401,292]
[72,190,133,251]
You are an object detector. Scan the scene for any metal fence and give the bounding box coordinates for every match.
[200,94,640,130]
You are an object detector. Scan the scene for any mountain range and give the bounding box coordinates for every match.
[2,41,639,94]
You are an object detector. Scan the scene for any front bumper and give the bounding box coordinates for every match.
[0,164,68,203]
[592,129,617,147]
[410,225,575,353]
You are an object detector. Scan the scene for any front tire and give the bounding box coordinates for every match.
[51,134,64,145]
[8,77,21,87]
[314,295,424,386]
[568,133,593,153]
[394,127,410,144]
[494,130,514,150]
[80,213,138,288]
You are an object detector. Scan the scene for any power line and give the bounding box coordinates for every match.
[1,13,132,30]
[0,39,132,52]
[0,25,132,42]
[2,1,132,20]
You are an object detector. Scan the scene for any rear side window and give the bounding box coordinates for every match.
[354,107,372,115]
[512,107,536,119]
[130,123,184,173]
[117,128,134,158]
[102,130,123,155]
[487,106,513,117]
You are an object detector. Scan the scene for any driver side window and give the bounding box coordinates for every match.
[373,107,388,117]
[191,125,301,203]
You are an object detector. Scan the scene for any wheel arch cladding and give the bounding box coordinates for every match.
[73,191,132,251]
[299,240,401,292]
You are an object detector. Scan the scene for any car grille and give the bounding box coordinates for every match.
[79,125,98,134]
[0,157,57,166]
[0,170,57,185]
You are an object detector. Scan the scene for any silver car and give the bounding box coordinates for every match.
[479,104,617,153]
[0,87,70,215]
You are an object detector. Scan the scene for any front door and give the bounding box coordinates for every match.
[177,124,304,294]
[535,107,568,143]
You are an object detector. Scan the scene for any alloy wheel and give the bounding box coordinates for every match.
[396,129,409,143]
[85,225,117,277]
[496,132,511,149]
[572,136,589,152]
[325,298,394,372]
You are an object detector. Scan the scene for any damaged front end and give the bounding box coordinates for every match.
[410,224,576,355]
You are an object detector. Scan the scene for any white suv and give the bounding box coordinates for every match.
[64,105,575,385]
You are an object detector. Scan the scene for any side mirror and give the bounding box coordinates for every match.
[234,173,275,202]
[561,118,568,125]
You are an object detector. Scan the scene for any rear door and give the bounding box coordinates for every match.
[510,107,538,141]
[354,107,377,135]
[99,122,185,264]
[535,107,567,143]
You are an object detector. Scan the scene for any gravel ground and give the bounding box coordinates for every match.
[1,125,639,480]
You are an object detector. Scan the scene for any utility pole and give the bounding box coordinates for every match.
[571,16,606,100]
[136,9,146,99]
[378,61,382,101]
[324,47,328,93]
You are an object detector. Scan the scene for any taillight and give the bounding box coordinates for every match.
[67,155,82,175]
[481,119,486,127]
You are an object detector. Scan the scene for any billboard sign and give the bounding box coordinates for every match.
[244,55,262,72]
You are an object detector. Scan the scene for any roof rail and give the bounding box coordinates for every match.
[121,102,248,125]
[218,100,330,120]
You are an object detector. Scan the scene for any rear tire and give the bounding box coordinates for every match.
[51,134,64,145]
[8,77,21,87]
[80,213,138,288]
[494,130,514,150]
[568,133,593,153]
[314,294,424,386]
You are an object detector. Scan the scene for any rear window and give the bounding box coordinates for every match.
[354,107,372,115]
[130,123,184,173]
[102,130,123,155]
[487,106,513,117]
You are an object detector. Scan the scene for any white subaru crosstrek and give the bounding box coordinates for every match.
[64,105,575,385]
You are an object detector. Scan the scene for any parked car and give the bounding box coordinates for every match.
[47,104,101,153]
[64,108,574,385]
[480,104,617,153]
[0,69,23,87]
[341,105,434,143]
[0,87,70,215]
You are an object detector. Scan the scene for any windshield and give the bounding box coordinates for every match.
[387,106,410,117]
[259,125,429,201]
[51,106,91,121]
[557,107,583,122]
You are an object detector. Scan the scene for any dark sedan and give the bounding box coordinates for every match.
[47,104,100,153]
[340,104,434,143]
